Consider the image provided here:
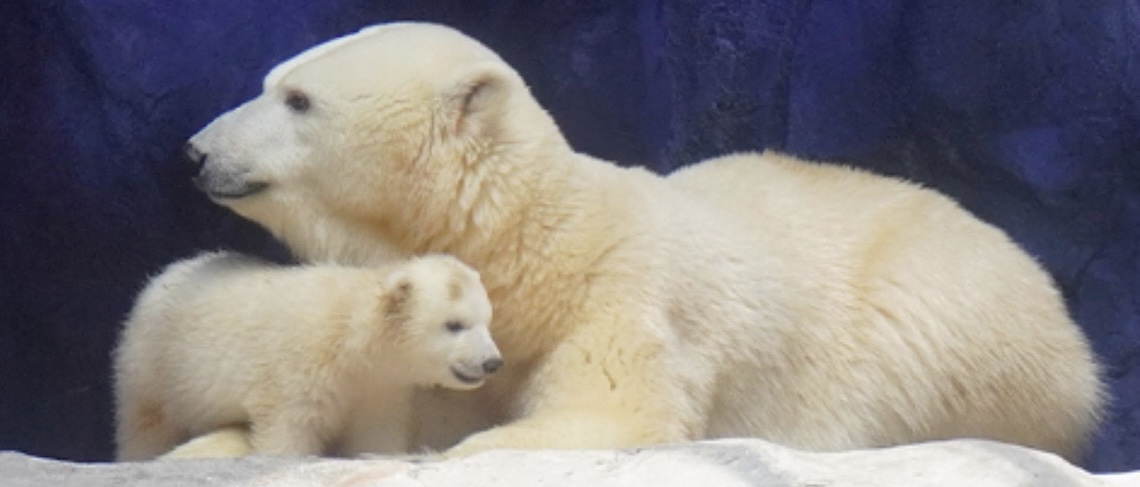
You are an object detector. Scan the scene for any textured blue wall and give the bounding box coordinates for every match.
[2,0,1137,471]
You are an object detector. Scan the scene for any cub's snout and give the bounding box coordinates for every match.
[482,357,503,374]
[184,142,206,168]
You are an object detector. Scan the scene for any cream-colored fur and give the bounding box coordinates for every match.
[113,251,500,460]
[160,427,253,459]
[185,22,1105,460]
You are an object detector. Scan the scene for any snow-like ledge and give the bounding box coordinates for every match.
[4,439,1138,487]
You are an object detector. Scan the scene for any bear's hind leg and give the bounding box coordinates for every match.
[115,399,182,461]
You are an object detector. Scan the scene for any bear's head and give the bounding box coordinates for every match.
[185,22,568,262]
[381,254,501,390]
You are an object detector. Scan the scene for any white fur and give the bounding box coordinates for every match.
[160,426,252,459]
[186,22,1106,461]
[113,251,499,460]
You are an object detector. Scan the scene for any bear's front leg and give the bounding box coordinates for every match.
[247,396,342,457]
[161,426,253,459]
[445,323,704,457]
[444,409,675,458]
[249,415,329,456]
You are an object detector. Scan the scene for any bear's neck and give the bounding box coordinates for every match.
[272,204,410,267]
[398,142,619,364]
[408,142,588,262]
[339,289,421,384]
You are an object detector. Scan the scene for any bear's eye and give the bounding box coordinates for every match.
[284,90,311,113]
[445,321,466,334]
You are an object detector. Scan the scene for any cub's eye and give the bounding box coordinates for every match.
[284,90,311,113]
[445,321,466,334]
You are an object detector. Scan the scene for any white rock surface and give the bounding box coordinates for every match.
[3,439,1138,487]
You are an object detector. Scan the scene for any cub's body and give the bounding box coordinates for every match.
[114,251,500,460]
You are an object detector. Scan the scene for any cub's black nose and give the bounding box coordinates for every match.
[184,142,206,167]
[482,358,504,374]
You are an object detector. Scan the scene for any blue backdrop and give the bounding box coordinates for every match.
[2,0,1137,471]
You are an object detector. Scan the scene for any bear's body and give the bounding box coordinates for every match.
[669,153,1104,450]
[113,251,501,460]
[185,22,1105,460]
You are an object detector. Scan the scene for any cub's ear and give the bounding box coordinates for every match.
[383,270,414,317]
[440,62,515,139]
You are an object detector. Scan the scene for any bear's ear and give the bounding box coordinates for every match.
[441,62,513,139]
[383,270,414,317]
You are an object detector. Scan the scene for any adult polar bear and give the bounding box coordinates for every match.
[185,22,1104,459]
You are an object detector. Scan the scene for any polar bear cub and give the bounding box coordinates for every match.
[113,251,501,460]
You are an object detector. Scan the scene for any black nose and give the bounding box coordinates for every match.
[482,358,503,374]
[184,142,206,167]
